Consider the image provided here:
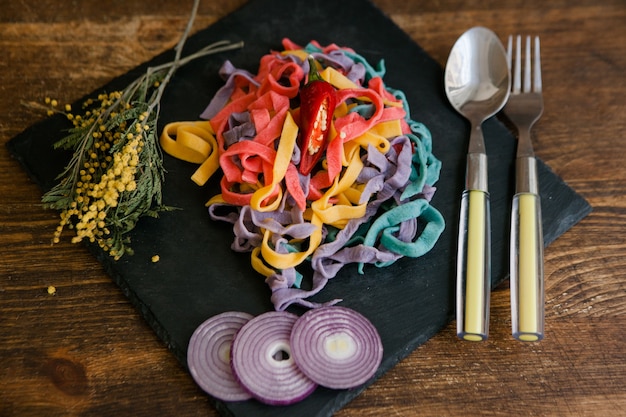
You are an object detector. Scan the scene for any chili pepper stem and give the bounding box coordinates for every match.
[307,56,324,83]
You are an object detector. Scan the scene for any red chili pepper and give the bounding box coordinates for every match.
[298,57,336,175]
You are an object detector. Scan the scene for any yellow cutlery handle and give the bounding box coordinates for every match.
[456,189,491,341]
[511,192,545,341]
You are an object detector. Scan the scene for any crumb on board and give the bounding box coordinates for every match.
[151,255,160,263]
[47,285,56,295]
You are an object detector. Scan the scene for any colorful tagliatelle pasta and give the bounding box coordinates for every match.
[160,39,445,310]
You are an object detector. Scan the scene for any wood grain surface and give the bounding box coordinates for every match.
[1,1,624,416]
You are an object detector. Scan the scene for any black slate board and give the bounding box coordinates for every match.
[7,0,592,416]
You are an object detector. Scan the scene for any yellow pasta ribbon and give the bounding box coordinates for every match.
[310,146,366,229]
[281,49,309,61]
[353,119,401,152]
[321,67,359,90]
[159,121,220,186]
[260,214,324,271]
[205,193,226,207]
[249,112,298,212]
[251,246,276,277]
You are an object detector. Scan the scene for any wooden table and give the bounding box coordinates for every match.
[1,1,625,415]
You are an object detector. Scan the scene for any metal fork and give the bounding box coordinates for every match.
[504,35,545,342]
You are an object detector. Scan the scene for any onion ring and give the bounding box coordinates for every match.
[187,311,254,401]
[230,311,317,405]
[290,306,383,389]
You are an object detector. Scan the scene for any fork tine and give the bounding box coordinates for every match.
[513,35,522,93]
[534,36,542,93]
[509,35,542,94]
[524,36,532,93]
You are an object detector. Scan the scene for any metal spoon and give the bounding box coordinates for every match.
[444,26,510,341]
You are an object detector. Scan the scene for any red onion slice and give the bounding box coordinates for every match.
[230,311,317,405]
[187,311,254,402]
[290,306,383,389]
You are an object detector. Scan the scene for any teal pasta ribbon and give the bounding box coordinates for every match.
[360,199,445,271]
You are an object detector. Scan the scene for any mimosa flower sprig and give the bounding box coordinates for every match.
[26,0,243,259]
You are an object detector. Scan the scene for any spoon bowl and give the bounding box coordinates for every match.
[445,27,510,127]
[444,26,510,342]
